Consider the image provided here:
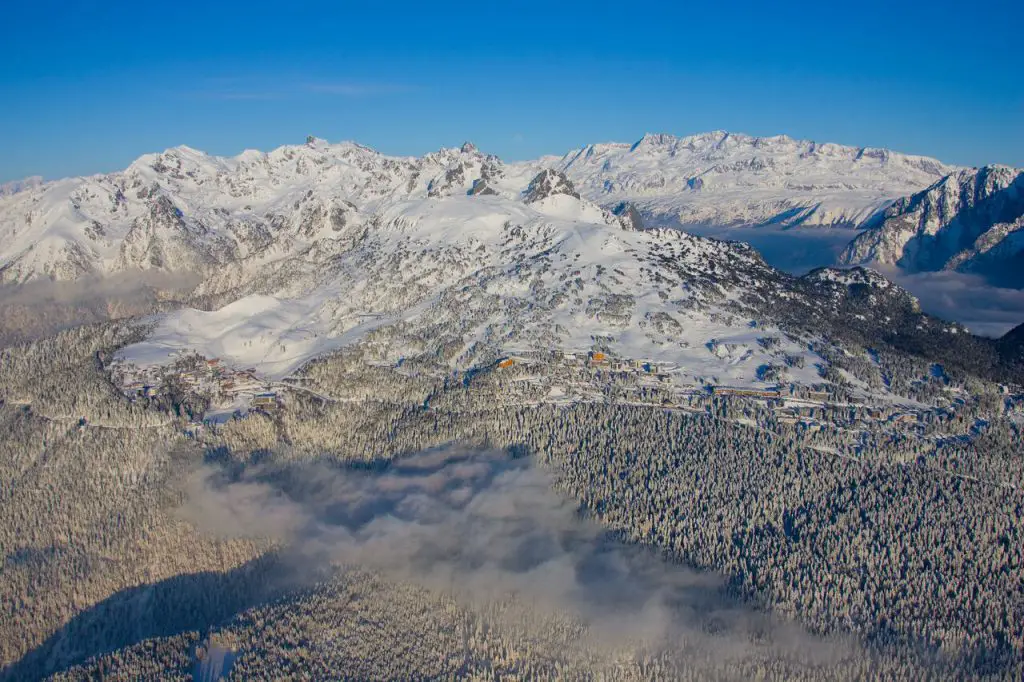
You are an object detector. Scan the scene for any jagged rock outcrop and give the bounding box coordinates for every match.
[840,165,1024,285]
[612,201,644,231]
[523,170,580,203]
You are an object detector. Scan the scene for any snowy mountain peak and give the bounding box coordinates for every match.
[547,130,956,229]
[630,132,683,151]
[0,131,963,286]
[524,169,580,203]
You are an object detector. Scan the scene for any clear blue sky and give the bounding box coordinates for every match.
[1,0,1021,182]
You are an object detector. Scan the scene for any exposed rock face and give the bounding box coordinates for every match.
[523,170,580,203]
[427,163,468,198]
[468,179,498,196]
[840,165,1024,285]
[612,201,644,231]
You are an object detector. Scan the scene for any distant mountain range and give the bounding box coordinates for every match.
[551,131,955,229]
[0,176,43,198]
[0,130,961,285]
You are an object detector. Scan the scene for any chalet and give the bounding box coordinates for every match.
[589,351,609,366]
[711,386,781,399]
[253,393,278,409]
[807,390,831,402]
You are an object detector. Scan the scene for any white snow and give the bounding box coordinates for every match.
[112,191,825,391]
[531,131,955,229]
[0,132,956,400]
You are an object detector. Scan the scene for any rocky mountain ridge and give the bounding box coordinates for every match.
[0,131,957,285]
[840,165,1024,287]
[549,130,955,228]
[1,134,1017,392]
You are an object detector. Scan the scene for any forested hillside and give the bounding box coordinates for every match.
[1,324,1021,680]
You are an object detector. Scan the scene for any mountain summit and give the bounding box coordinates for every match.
[552,131,954,228]
[0,132,955,284]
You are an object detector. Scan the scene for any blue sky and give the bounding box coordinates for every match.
[1,0,1021,182]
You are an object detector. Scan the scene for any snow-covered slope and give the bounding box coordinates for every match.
[840,165,1024,286]
[113,172,981,400]
[536,131,954,229]
[0,139,636,285]
[0,176,43,197]
[0,131,956,285]
[121,189,824,386]
[1,134,996,394]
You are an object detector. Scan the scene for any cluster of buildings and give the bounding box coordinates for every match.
[490,348,943,434]
[110,354,281,413]
[498,350,670,380]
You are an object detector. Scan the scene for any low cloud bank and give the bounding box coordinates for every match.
[680,225,862,275]
[679,226,1024,338]
[181,446,857,665]
[878,268,1024,338]
[0,271,198,346]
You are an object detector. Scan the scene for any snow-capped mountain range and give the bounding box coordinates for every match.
[551,131,955,228]
[0,131,955,285]
[0,133,1014,394]
[0,176,43,198]
[0,138,645,285]
[840,165,1024,287]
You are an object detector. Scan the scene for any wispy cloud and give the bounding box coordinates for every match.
[304,82,418,97]
[180,446,860,668]
[180,79,418,101]
[189,90,283,101]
